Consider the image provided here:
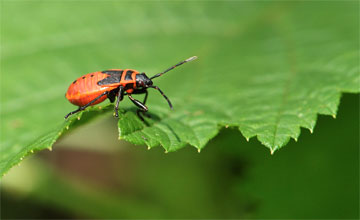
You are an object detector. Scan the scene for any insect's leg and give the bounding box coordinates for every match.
[64,91,109,119]
[107,89,118,103]
[114,86,124,118]
[137,90,151,119]
[64,108,82,119]
[150,86,172,109]
[128,94,148,121]
[143,90,148,105]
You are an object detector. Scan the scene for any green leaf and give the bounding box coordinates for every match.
[1,1,359,176]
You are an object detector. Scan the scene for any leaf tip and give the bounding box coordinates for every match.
[270,147,277,155]
[77,116,81,120]
[332,114,336,119]
[164,150,169,154]
[47,147,53,151]
[309,128,313,134]
[147,146,151,150]
[197,148,201,153]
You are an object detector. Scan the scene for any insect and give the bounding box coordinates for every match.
[65,56,198,120]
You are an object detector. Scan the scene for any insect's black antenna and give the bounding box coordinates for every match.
[150,86,173,109]
[150,56,198,80]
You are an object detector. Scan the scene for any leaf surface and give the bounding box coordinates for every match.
[1,1,359,176]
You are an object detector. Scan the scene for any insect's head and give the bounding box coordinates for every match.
[135,56,197,110]
[136,73,153,88]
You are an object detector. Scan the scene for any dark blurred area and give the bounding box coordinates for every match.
[1,94,358,219]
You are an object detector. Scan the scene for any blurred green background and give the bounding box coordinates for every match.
[1,1,358,219]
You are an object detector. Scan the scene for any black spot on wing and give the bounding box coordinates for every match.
[101,70,124,75]
[125,70,134,80]
[97,74,122,86]
[98,70,124,86]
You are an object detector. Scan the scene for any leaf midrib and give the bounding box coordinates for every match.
[270,15,299,150]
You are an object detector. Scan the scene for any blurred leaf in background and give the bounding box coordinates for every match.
[1,1,359,176]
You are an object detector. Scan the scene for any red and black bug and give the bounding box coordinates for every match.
[65,56,198,120]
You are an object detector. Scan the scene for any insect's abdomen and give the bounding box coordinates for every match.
[66,71,114,106]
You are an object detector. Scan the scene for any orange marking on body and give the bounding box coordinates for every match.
[120,69,128,87]
[66,71,114,107]
[126,89,134,93]
[131,71,137,89]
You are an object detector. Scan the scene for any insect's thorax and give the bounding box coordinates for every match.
[98,69,153,92]
[97,69,138,88]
